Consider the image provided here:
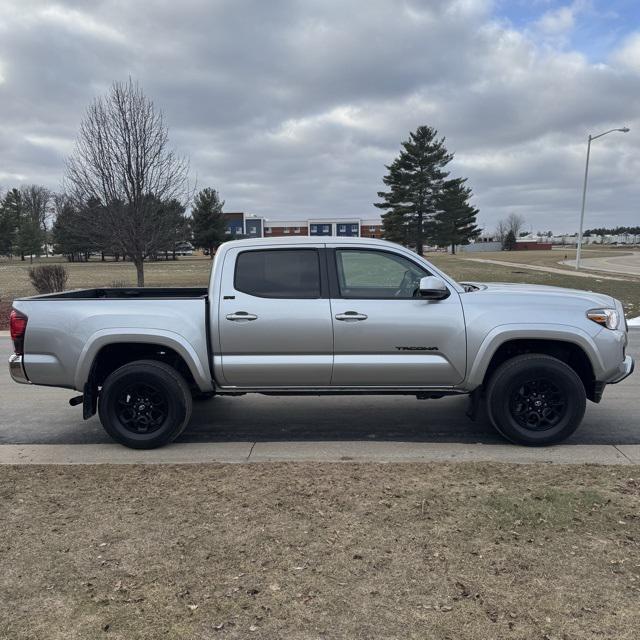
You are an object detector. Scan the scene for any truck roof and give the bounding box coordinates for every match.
[221,236,395,248]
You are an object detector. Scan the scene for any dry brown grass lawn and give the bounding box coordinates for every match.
[1,463,639,640]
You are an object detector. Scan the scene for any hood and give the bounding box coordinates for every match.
[461,281,616,308]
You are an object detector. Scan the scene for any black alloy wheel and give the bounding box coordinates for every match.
[99,359,193,449]
[509,378,567,431]
[485,354,586,446]
[115,382,169,434]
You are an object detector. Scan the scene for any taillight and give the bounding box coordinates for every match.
[9,309,28,355]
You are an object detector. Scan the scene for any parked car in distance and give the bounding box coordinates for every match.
[9,237,634,448]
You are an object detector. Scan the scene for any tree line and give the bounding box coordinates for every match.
[584,226,640,236]
[0,184,227,272]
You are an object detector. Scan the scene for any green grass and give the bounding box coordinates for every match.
[485,488,609,529]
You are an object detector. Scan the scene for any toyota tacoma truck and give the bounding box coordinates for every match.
[8,237,634,448]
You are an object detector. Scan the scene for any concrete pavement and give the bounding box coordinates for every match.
[0,441,639,465]
[563,251,640,277]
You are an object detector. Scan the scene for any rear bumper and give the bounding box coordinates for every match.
[608,355,634,385]
[8,354,30,384]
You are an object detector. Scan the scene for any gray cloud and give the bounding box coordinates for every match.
[0,0,638,232]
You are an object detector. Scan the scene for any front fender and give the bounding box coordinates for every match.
[74,328,213,392]
[465,323,604,389]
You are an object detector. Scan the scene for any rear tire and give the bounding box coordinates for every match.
[485,354,586,446]
[98,360,193,449]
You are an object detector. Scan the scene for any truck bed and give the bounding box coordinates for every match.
[17,287,208,301]
[12,291,213,392]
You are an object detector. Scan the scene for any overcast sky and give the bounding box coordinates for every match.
[0,0,639,232]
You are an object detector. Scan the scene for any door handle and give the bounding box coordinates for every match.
[226,311,258,321]
[335,311,368,322]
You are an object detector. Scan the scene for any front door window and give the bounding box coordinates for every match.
[336,249,427,299]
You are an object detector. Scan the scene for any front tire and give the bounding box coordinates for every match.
[485,354,586,446]
[98,360,193,449]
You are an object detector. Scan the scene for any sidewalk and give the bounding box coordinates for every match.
[1,442,638,464]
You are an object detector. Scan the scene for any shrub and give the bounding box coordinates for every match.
[110,280,131,288]
[28,265,68,294]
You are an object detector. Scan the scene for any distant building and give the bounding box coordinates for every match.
[223,212,383,239]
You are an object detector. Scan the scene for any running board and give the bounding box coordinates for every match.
[216,386,467,397]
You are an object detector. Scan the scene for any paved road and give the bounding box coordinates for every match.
[1,333,638,445]
[563,251,640,277]
[463,257,626,280]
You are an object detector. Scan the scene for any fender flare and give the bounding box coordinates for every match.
[465,323,604,389]
[74,328,213,392]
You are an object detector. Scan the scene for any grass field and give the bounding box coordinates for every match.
[1,249,639,329]
[2,462,639,639]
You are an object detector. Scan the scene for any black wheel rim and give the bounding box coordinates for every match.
[115,383,168,434]
[509,378,567,431]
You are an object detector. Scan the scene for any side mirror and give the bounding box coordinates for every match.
[419,276,450,300]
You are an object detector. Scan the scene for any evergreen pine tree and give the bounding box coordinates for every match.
[52,198,95,261]
[503,230,517,251]
[431,178,481,254]
[1,189,24,258]
[22,185,51,256]
[375,126,453,255]
[0,189,20,257]
[191,188,226,258]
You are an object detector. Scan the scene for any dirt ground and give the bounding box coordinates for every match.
[1,462,639,639]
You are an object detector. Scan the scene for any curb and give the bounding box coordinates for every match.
[0,442,638,465]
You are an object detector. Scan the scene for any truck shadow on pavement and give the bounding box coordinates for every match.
[179,394,637,445]
[182,394,505,443]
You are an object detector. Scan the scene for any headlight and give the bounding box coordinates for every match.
[587,308,620,330]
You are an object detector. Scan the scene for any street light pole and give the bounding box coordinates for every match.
[575,127,630,270]
[575,135,593,270]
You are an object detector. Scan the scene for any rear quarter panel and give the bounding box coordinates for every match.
[13,298,212,391]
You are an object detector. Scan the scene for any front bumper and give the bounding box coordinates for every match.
[8,354,30,384]
[608,355,635,385]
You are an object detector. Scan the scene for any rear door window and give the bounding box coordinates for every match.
[234,249,321,298]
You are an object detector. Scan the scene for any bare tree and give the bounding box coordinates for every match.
[505,212,526,237]
[495,219,508,243]
[495,213,526,243]
[64,78,190,285]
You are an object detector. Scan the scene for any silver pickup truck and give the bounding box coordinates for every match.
[9,237,634,448]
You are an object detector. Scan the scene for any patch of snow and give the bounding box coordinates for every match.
[628,316,640,327]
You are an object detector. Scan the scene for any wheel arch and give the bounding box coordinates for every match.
[75,330,213,393]
[467,326,603,402]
